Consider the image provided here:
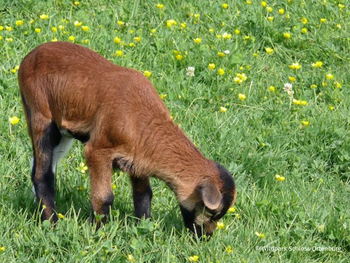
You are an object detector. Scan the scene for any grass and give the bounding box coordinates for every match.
[1,0,350,262]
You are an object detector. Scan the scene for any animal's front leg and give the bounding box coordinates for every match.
[85,147,114,226]
[130,177,152,219]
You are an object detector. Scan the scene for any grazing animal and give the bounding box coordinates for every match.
[18,41,236,237]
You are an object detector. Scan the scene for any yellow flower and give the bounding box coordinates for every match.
[193,38,202,44]
[301,28,308,34]
[40,14,49,20]
[266,6,273,12]
[278,8,285,15]
[160,94,167,100]
[238,93,247,101]
[269,86,275,92]
[234,77,242,84]
[58,213,65,219]
[79,162,88,173]
[301,17,308,24]
[189,255,199,262]
[320,18,327,23]
[156,4,164,9]
[246,1,251,4]
[217,221,225,229]
[228,206,236,213]
[300,100,308,106]
[222,3,228,9]
[82,39,89,44]
[74,21,82,27]
[283,32,291,39]
[58,25,65,30]
[218,52,225,57]
[35,28,41,33]
[144,70,152,77]
[275,174,286,181]
[261,1,267,7]
[334,81,342,89]
[336,24,341,29]
[112,184,117,190]
[0,26,3,31]
[267,16,274,22]
[226,246,232,253]
[166,19,177,28]
[220,106,227,113]
[265,47,274,54]
[6,38,13,42]
[326,74,334,80]
[293,99,301,105]
[175,54,183,60]
[74,1,80,6]
[180,23,187,29]
[234,29,240,35]
[244,35,250,40]
[288,76,296,82]
[208,63,216,70]
[0,247,5,252]
[68,36,75,42]
[311,61,323,68]
[52,26,57,32]
[218,68,225,75]
[16,20,24,26]
[114,36,121,44]
[255,232,266,238]
[289,62,301,70]
[127,254,136,262]
[223,32,232,39]
[6,26,12,31]
[81,26,89,32]
[117,21,124,26]
[302,120,309,126]
[194,13,200,19]
[133,37,141,42]
[310,84,317,89]
[116,50,123,57]
[9,116,20,125]
[329,105,335,111]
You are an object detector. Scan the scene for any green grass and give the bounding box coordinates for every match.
[1,0,350,262]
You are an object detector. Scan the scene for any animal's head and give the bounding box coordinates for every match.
[179,162,236,238]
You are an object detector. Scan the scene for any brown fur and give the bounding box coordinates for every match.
[19,42,236,237]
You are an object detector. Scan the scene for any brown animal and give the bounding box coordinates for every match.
[18,41,236,237]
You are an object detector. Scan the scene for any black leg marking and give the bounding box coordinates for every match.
[130,177,152,219]
[32,122,62,222]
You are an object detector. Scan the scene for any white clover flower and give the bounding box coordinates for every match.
[283,83,294,98]
[224,50,230,54]
[186,66,195,77]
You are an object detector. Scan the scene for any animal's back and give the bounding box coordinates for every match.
[18,42,169,132]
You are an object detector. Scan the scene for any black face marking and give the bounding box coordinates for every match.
[214,162,235,219]
[180,205,202,235]
[67,130,90,144]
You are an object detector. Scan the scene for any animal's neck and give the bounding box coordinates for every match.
[133,120,218,200]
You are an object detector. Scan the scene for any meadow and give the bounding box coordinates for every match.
[1,0,350,262]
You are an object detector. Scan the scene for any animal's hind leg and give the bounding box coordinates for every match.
[31,115,62,222]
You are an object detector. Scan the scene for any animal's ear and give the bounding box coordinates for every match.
[199,179,222,210]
